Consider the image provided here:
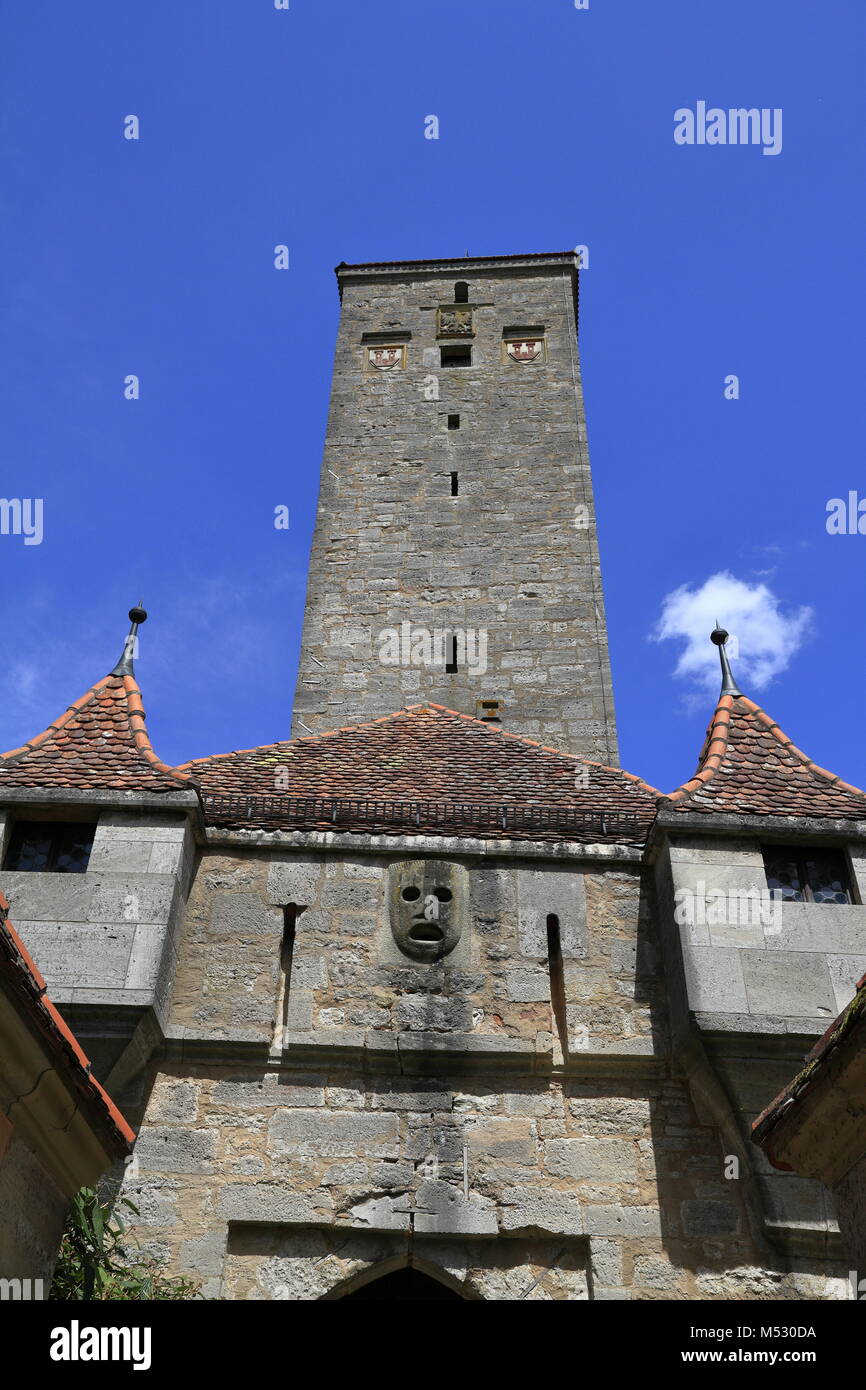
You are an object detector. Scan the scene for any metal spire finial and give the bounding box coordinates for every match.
[710,622,741,697]
[111,601,147,676]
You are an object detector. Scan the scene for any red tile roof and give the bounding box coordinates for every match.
[661,693,866,820]
[5,651,865,843]
[0,891,134,1153]
[0,673,192,793]
[181,703,659,843]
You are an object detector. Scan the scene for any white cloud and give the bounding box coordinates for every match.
[6,661,39,706]
[652,571,812,697]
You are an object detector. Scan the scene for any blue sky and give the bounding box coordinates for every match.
[1,0,864,794]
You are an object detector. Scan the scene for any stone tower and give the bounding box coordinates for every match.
[292,252,619,765]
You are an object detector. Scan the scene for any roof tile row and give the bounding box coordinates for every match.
[2,662,864,841]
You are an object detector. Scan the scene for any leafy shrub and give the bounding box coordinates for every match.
[50,1187,201,1301]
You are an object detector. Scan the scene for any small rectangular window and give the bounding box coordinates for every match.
[441,345,471,368]
[447,414,460,430]
[762,846,854,904]
[445,636,458,673]
[3,821,97,874]
[450,472,459,497]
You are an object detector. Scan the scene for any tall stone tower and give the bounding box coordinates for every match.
[292,252,619,765]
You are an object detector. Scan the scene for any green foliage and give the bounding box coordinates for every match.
[50,1187,201,1301]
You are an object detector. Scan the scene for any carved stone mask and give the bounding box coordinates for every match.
[388,860,466,961]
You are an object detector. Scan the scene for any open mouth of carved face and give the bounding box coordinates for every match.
[398,881,454,957]
[408,922,444,944]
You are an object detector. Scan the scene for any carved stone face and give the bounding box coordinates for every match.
[388,860,466,961]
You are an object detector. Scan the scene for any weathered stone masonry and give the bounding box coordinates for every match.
[292,253,619,764]
[2,254,863,1299]
[0,800,196,1087]
[116,837,845,1299]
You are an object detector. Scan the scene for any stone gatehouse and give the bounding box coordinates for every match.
[0,254,861,1299]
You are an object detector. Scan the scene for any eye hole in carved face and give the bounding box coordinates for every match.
[402,886,421,902]
[433,887,452,902]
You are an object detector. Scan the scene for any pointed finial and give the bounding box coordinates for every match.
[710,623,741,697]
[111,602,147,676]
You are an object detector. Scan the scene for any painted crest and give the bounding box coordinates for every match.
[368,345,404,370]
[506,338,544,364]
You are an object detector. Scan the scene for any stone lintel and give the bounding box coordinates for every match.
[203,826,644,865]
[157,1028,666,1080]
[653,809,866,843]
[162,1028,549,1076]
[226,1214,589,1243]
[695,1015,828,1044]
[0,787,199,813]
[762,1220,844,1261]
[560,1044,665,1080]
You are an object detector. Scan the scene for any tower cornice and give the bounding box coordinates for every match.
[335,251,580,316]
[336,250,580,273]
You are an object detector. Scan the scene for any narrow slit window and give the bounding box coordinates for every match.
[281,905,298,983]
[445,636,458,673]
[450,472,459,497]
[273,903,301,1052]
[546,913,568,1056]
[447,414,460,430]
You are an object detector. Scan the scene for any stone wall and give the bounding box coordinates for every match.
[223,1226,589,1301]
[122,1062,846,1300]
[292,255,619,763]
[0,808,196,1080]
[117,836,848,1298]
[660,833,866,1034]
[166,843,664,1059]
[652,825,866,1257]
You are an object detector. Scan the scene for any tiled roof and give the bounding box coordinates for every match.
[182,703,659,843]
[661,694,866,820]
[0,891,133,1154]
[0,673,191,793]
[7,650,865,842]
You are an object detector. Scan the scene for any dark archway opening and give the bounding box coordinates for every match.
[341,1268,463,1300]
